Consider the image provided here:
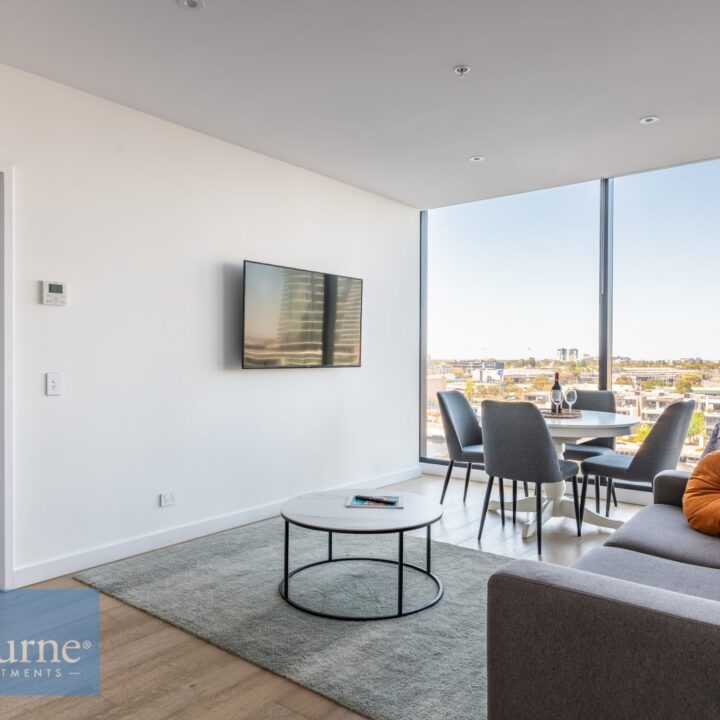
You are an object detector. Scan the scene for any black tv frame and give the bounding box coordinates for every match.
[241,260,363,369]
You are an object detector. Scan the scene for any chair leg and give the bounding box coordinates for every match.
[611,482,618,507]
[512,480,517,525]
[523,481,529,497]
[605,477,613,518]
[478,476,495,540]
[580,474,589,521]
[571,476,581,537]
[595,476,601,513]
[535,482,542,556]
[440,461,454,504]
[498,478,505,527]
[463,463,472,503]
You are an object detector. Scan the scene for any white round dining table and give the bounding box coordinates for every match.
[487,409,641,537]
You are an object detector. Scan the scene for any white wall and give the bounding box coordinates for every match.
[0,64,420,585]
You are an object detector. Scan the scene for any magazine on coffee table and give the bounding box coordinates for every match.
[346,494,404,509]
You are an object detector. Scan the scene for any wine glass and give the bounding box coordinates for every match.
[565,388,578,414]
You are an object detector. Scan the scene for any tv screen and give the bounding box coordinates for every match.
[242,261,362,368]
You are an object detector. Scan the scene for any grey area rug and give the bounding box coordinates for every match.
[76,517,511,720]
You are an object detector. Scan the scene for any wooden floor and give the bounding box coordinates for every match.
[1,473,641,720]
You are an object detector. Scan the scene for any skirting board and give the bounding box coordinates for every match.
[420,461,653,507]
[10,465,421,589]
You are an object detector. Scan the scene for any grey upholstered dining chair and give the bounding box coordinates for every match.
[479,400,581,555]
[563,389,618,513]
[437,391,484,504]
[580,399,695,519]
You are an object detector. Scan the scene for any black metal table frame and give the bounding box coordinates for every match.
[279,516,444,621]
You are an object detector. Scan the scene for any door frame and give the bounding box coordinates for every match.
[0,166,14,590]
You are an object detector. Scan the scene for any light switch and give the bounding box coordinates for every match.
[45,372,63,396]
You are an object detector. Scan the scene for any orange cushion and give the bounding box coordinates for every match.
[683,450,720,536]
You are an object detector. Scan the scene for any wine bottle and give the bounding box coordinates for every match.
[551,372,563,414]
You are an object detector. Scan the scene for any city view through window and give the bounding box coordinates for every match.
[425,160,720,472]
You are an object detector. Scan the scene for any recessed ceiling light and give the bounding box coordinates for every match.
[454,65,471,78]
[469,155,485,163]
[640,115,660,125]
[177,0,205,10]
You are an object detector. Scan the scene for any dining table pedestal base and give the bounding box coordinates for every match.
[483,412,641,541]
[487,482,622,539]
[486,435,625,539]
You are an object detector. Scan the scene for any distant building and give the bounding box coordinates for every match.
[568,348,579,361]
[426,376,447,407]
[429,363,453,376]
[470,360,505,384]
[615,367,681,385]
[557,348,568,361]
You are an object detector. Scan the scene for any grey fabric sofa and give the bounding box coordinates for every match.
[487,470,720,720]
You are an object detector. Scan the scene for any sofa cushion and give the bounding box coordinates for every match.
[605,503,720,569]
[684,450,720,536]
[573,546,720,602]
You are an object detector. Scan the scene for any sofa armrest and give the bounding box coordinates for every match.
[487,560,720,720]
[653,469,690,506]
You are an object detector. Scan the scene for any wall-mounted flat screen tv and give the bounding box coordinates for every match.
[242,260,362,368]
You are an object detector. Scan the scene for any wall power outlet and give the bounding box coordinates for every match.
[159,491,176,508]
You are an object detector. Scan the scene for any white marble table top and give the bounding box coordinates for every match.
[281,489,443,533]
[543,409,642,440]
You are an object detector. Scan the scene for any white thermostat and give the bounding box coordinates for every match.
[42,281,67,306]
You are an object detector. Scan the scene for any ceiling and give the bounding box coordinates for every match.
[1,0,719,209]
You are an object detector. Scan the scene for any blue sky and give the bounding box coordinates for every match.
[428,158,720,361]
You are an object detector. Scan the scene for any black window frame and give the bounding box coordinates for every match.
[418,176,654,491]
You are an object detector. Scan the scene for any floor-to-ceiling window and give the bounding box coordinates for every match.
[612,159,720,469]
[423,181,600,460]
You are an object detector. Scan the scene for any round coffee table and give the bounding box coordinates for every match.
[279,489,444,621]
